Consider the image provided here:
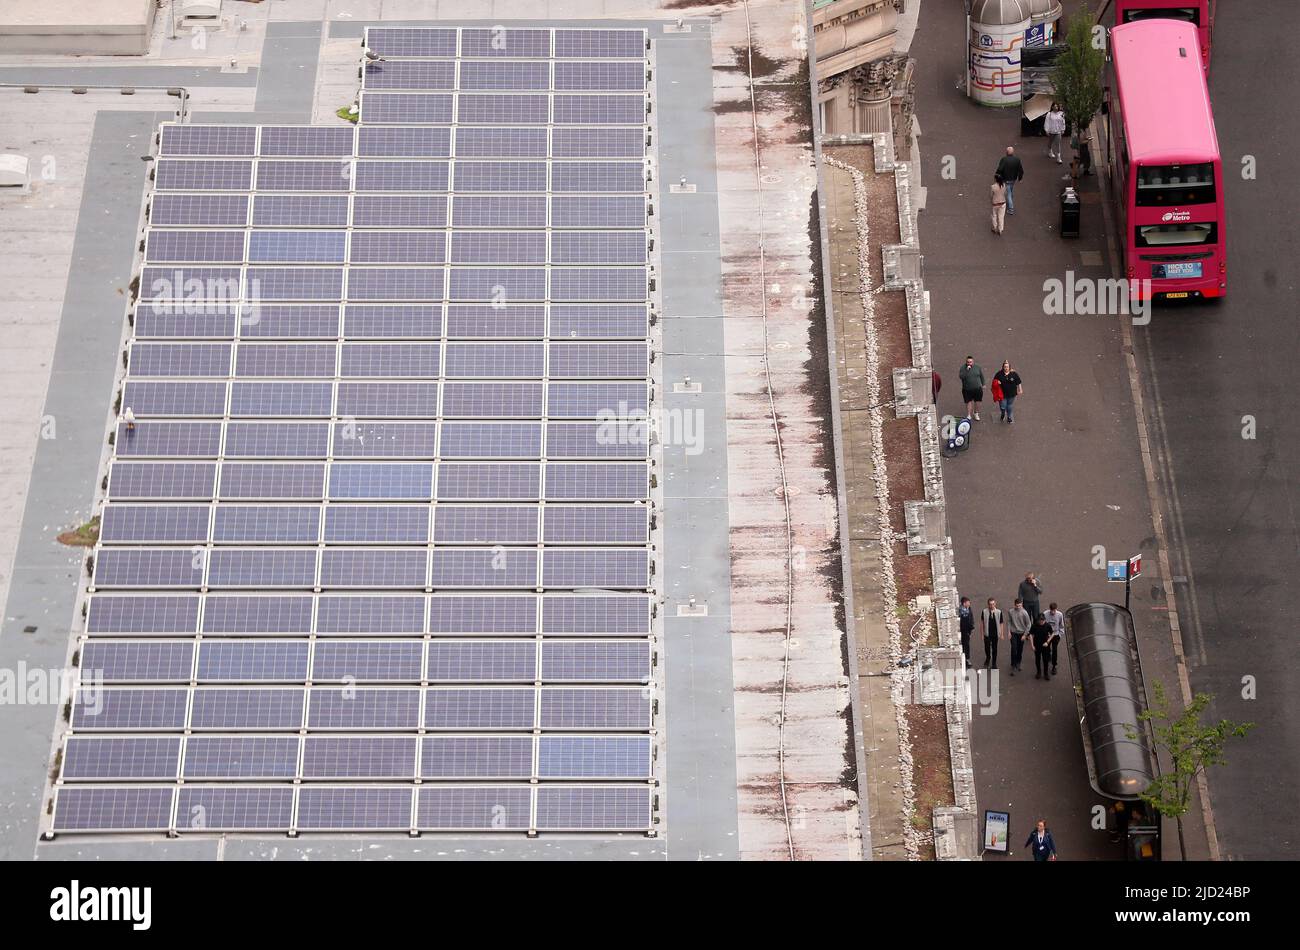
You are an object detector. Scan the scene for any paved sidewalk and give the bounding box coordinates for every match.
[910,1,1210,860]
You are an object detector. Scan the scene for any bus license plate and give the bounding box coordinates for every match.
[1155,262,1203,279]
[1164,292,1190,299]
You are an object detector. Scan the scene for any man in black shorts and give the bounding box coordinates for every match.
[959,355,985,421]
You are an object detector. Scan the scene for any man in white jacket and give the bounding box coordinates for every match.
[1044,103,1067,164]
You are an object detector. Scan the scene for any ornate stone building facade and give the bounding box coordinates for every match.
[813,0,915,159]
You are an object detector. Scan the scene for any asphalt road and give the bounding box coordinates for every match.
[1133,0,1300,860]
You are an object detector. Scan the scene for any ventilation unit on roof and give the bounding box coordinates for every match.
[179,0,223,19]
[0,155,31,195]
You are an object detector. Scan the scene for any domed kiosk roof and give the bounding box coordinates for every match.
[1026,0,1063,19]
[970,0,1029,26]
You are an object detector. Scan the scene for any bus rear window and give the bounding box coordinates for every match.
[1136,222,1216,247]
[1135,163,1215,206]
[1122,8,1200,26]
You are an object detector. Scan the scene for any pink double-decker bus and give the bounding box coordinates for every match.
[1109,18,1225,302]
[1112,1,1215,69]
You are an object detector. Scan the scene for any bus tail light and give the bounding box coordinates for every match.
[1219,262,1226,274]
[1127,266,1134,278]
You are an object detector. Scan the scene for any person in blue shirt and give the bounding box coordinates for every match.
[1025,819,1058,861]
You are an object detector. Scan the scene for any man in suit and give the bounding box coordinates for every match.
[980,598,1006,670]
[958,596,975,666]
[1025,820,1058,861]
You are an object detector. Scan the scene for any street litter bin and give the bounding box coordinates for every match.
[1060,186,1080,238]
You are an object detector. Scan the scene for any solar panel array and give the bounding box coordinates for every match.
[52,26,658,837]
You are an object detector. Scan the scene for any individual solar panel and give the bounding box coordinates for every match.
[213,505,321,543]
[140,267,242,305]
[244,266,344,301]
[134,305,240,340]
[352,194,448,228]
[423,688,537,729]
[61,736,183,780]
[252,194,351,227]
[52,786,174,832]
[550,267,647,302]
[443,342,541,378]
[540,548,650,588]
[235,342,337,378]
[460,28,551,58]
[196,640,310,682]
[258,125,356,157]
[549,304,648,338]
[537,735,652,778]
[427,595,536,634]
[296,786,413,830]
[80,640,196,682]
[248,230,347,263]
[542,505,647,544]
[223,421,330,458]
[551,232,647,265]
[200,594,314,634]
[364,27,457,58]
[302,736,418,778]
[218,462,327,500]
[159,124,257,157]
[189,688,306,729]
[363,60,457,90]
[448,232,546,265]
[93,548,204,588]
[539,687,651,728]
[108,462,217,500]
[129,342,231,378]
[432,505,539,544]
[534,785,651,830]
[548,341,649,377]
[456,94,549,125]
[450,194,547,228]
[546,421,648,459]
[340,342,440,377]
[328,462,433,500]
[553,29,646,60]
[182,737,300,778]
[551,127,646,159]
[547,382,648,417]
[425,640,538,682]
[441,382,542,418]
[550,161,645,193]
[86,594,201,635]
[457,61,551,90]
[419,736,532,778]
[206,548,319,587]
[416,785,531,830]
[333,421,439,458]
[444,304,545,339]
[553,61,646,91]
[549,195,647,229]
[346,267,445,302]
[343,304,443,338]
[307,688,420,729]
[318,549,428,588]
[354,160,449,192]
[150,193,250,226]
[100,504,211,544]
[121,381,227,417]
[336,381,439,417]
[239,304,341,339]
[361,92,454,125]
[154,159,253,191]
[349,230,446,264]
[255,159,352,191]
[357,126,451,158]
[229,381,334,417]
[310,640,424,681]
[540,594,650,635]
[453,161,547,193]
[72,688,188,730]
[323,505,429,544]
[429,549,538,587]
[438,422,542,459]
[539,640,652,683]
[453,127,548,158]
[176,786,294,830]
[447,267,545,301]
[545,463,649,500]
[552,94,646,125]
[315,595,425,634]
[437,463,540,500]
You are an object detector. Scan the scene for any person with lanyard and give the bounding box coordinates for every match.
[1025,819,1058,861]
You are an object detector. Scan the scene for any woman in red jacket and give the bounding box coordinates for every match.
[990,375,1004,421]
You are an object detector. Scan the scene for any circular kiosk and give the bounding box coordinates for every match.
[969,0,1031,107]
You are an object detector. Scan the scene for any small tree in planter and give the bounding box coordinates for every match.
[1053,4,1106,169]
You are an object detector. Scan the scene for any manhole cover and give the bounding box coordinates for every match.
[761,174,782,184]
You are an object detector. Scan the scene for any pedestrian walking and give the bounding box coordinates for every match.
[1025,820,1058,861]
[980,598,1006,670]
[1044,102,1066,164]
[1007,598,1031,675]
[1029,613,1053,679]
[995,146,1025,215]
[1018,571,1042,622]
[1044,602,1065,675]
[958,596,975,666]
[959,355,985,421]
[993,360,1023,424]
[990,173,1007,234]
[990,374,1004,420]
[932,370,942,405]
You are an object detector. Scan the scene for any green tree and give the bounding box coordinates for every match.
[1052,4,1107,149]
[1130,682,1254,861]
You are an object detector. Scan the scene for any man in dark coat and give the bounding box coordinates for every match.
[1025,820,1058,861]
[995,146,1025,214]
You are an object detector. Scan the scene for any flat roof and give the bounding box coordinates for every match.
[1112,19,1219,164]
[0,0,153,34]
